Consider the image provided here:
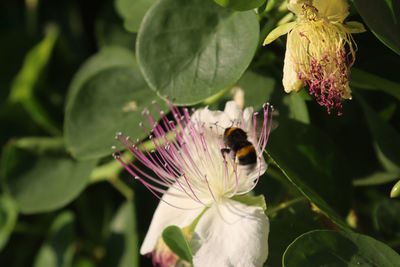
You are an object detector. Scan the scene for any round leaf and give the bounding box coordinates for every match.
[2,139,96,214]
[137,0,259,105]
[65,65,166,160]
[65,46,138,109]
[214,0,266,11]
[283,230,400,266]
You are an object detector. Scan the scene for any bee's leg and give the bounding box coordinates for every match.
[221,148,230,159]
[229,150,236,161]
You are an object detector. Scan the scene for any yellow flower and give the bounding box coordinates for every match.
[264,0,366,115]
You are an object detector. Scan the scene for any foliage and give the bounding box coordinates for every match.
[1,0,400,266]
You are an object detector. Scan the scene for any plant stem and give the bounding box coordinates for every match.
[266,197,306,216]
[108,176,133,201]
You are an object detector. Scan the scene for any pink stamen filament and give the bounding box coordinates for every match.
[114,101,273,209]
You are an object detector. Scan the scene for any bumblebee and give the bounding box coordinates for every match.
[221,127,257,166]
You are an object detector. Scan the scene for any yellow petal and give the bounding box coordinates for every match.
[287,0,306,15]
[263,22,296,46]
[282,45,303,93]
[313,0,349,22]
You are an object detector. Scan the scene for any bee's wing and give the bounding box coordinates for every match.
[254,114,278,139]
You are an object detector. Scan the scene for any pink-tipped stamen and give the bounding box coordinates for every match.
[114,101,273,209]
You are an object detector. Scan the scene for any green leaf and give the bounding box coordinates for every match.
[283,230,400,266]
[231,194,267,211]
[344,21,367,34]
[64,47,167,160]
[353,171,399,186]
[267,118,352,231]
[236,71,275,112]
[267,201,323,267]
[373,199,400,238]
[137,0,259,105]
[384,0,397,23]
[65,46,138,109]
[353,0,400,55]
[357,96,400,173]
[65,65,166,160]
[263,22,295,45]
[162,225,193,263]
[100,201,139,267]
[214,0,266,11]
[0,195,18,251]
[8,25,61,135]
[1,138,96,214]
[282,92,310,124]
[351,68,400,101]
[115,0,156,33]
[95,3,137,50]
[33,211,76,267]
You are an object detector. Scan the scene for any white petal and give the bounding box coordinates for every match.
[224,101,243,122]
[191,199,269,267]
[191,106,231,128]
[242,106,254,132]
[246,156,268,184]
[140,186,204,255]
[282,40,303,93]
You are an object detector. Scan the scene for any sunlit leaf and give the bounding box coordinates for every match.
[137,0,259,105]
[214,0,266,11]
[65,47,166,160]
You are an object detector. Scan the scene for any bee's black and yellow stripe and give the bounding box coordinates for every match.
[223,127,257,165]
[236,142,257,165]
[223,127,248,150]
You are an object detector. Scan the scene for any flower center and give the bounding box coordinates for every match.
[113,101,273,209]
[289,4,356,115]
